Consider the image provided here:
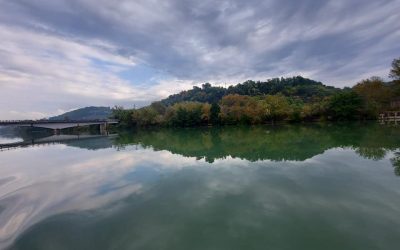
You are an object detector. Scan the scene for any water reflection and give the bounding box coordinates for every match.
[391,152,400,176]
[0,127,24,144]
[114,123,400,162]
[113,123,400,175]
[0,123,400,249]
[3,123,399,164]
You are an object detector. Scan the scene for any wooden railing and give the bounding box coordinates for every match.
[379,111,400,125]
[379,111,400,120]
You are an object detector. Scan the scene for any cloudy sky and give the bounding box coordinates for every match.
[0,0,399,119]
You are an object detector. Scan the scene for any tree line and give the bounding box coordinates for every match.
[112,58,400,127]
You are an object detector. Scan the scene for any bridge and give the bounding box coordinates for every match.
[0,119,118,131]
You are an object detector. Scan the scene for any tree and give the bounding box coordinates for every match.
[353,77,391,117]
[150,101,167,115]
[264,95,292,121]
[202,83,212,89]
[210,103,221,125]
[219,94,270,124]
[161,76,340,106]
[132,107,160,126]
[112,106,134,126]
[167,102,208,127]
[326,91,363,120]
[389,58,400,81]
[201,104,211,124]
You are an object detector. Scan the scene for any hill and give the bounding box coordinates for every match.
[161,76,340,105]
[49,107,112,120]
[111,74,400,127]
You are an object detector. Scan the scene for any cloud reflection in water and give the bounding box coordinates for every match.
[1,124,400,249]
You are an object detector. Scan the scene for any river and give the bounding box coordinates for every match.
[1,123,400,249]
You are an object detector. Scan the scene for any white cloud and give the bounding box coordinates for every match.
[0,0,399,118]
[0,24,196,119]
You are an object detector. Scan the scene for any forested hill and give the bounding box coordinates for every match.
[161,76,340,105]
[49,106,112,120]
[112,58,400,127]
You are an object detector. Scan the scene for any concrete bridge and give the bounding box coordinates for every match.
[0,119,118,131]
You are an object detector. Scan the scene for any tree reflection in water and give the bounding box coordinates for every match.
[391,152,400,176]
[111,122,400,176]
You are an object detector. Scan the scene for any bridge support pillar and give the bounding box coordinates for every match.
[100,123,108,135]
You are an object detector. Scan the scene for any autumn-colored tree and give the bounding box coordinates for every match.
[166,102,209,127]
[219,94,269,124]
[201,103,211,124]
[150,101,167,115]
[263,95,292,121]
[111,58,400,128]
[353,77,391,117]
[132,107,161,126]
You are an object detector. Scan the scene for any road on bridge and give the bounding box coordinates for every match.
[0,119,119,130]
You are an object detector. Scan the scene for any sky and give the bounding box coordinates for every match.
[0,0,399,119]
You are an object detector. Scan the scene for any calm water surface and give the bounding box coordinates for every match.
[0,123,400,250]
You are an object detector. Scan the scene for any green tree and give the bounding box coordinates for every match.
[326,91,363,120]
[111,106,134,126]
[167,102,207,127]
[389,58,400,81]
[210,103,221,125]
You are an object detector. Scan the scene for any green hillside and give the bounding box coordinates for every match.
[161,76,340,105]
[49,106,112,120]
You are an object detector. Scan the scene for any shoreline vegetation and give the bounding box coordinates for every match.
[112,58,400,128]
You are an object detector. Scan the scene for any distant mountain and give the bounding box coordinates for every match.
[161,76,341,105]
[49,107,112,120]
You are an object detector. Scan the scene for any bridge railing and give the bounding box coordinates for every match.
[0,119,119,125]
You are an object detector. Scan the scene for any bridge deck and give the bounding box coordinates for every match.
[0,119,118,125]
[0,119,119,130]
